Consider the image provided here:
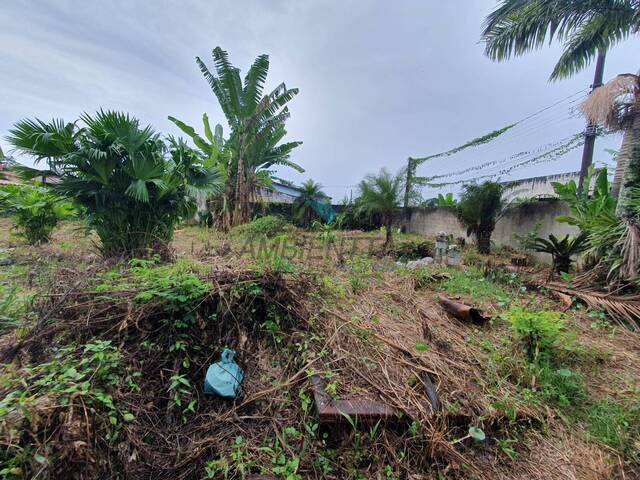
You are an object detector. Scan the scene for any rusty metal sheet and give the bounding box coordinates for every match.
[438,296,488,324]
[311,375,397,425]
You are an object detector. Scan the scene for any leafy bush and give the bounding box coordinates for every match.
[512,221,542,252]
[254,248,295,274]
[506,307,564,362]
[439,267,511,305]
[536,365,587,407]
[0,340,125,478]
[7,111,221,256]
[231,215,292,239]
[391,239,434,261]
[0,184,74,244]
[312,220,337,244]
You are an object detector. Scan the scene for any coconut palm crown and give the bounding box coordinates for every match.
[481,0,640,80]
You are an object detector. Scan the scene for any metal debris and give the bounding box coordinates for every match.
[311,375,397,425]
[438,296,488,324]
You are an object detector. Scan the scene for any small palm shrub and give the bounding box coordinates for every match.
[0,184,74,244]
[0,285,25,332]
[531,233,588,274]
[458,181,505,254]
[357,169,403,250]
[7,111,221,257]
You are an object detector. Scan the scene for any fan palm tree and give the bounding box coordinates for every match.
[357,169,403,251]
[6,110,221,256]
[293,179,328,227]
[194,47,303,227]
[458,181,505,254]
[481,0,639,81]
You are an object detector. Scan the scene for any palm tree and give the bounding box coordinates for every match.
[193,47,303,227]
[357,169,403,251]
[580,74,640,280]
[293,179,328,227]
[6,110,221,256]
[458,181,505,254]
[481,0,639,81]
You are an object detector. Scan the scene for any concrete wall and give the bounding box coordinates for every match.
[502,171,581,203]
[399,199,580,263]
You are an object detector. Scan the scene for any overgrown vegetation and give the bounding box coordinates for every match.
[230,215,293,239]
[7,111,221,256]
[0,184,74,244]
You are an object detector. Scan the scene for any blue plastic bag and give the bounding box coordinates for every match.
[204,348,244,398]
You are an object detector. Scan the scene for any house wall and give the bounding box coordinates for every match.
[399,199,580,263]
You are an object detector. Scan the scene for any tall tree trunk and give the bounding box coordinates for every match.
[222,175,233,231]
[612,127,635,201]
[233,153,247,227]
[476,228,492,254]
[615,90,640,217]
[616,91,640,281]
[383,216,393,251]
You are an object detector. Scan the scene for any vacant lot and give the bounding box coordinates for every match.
[1,219,639,479]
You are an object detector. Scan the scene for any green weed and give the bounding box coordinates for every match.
[585,399,640,461]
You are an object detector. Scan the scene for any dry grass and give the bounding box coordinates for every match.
[1,222,639,478]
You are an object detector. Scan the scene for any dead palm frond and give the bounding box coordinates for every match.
[580,74,639,130]
[548,282,640,331]
[620,217,640,281]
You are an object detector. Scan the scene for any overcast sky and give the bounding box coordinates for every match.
[1,1,637,200]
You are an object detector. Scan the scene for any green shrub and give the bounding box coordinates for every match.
[0,184,74,244]
[440,267,511,304]
[7,111,221,256]
[254,247,295,273]
[231,215,293,239]
[0,340,124,478]
[391,239,434,261]
[506,307,564,362]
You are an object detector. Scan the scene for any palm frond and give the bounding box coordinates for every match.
[168,115,212,154]
[243,54,270,115]
[580,74,638,129]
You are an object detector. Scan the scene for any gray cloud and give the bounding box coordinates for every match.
[1,0,635,200]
